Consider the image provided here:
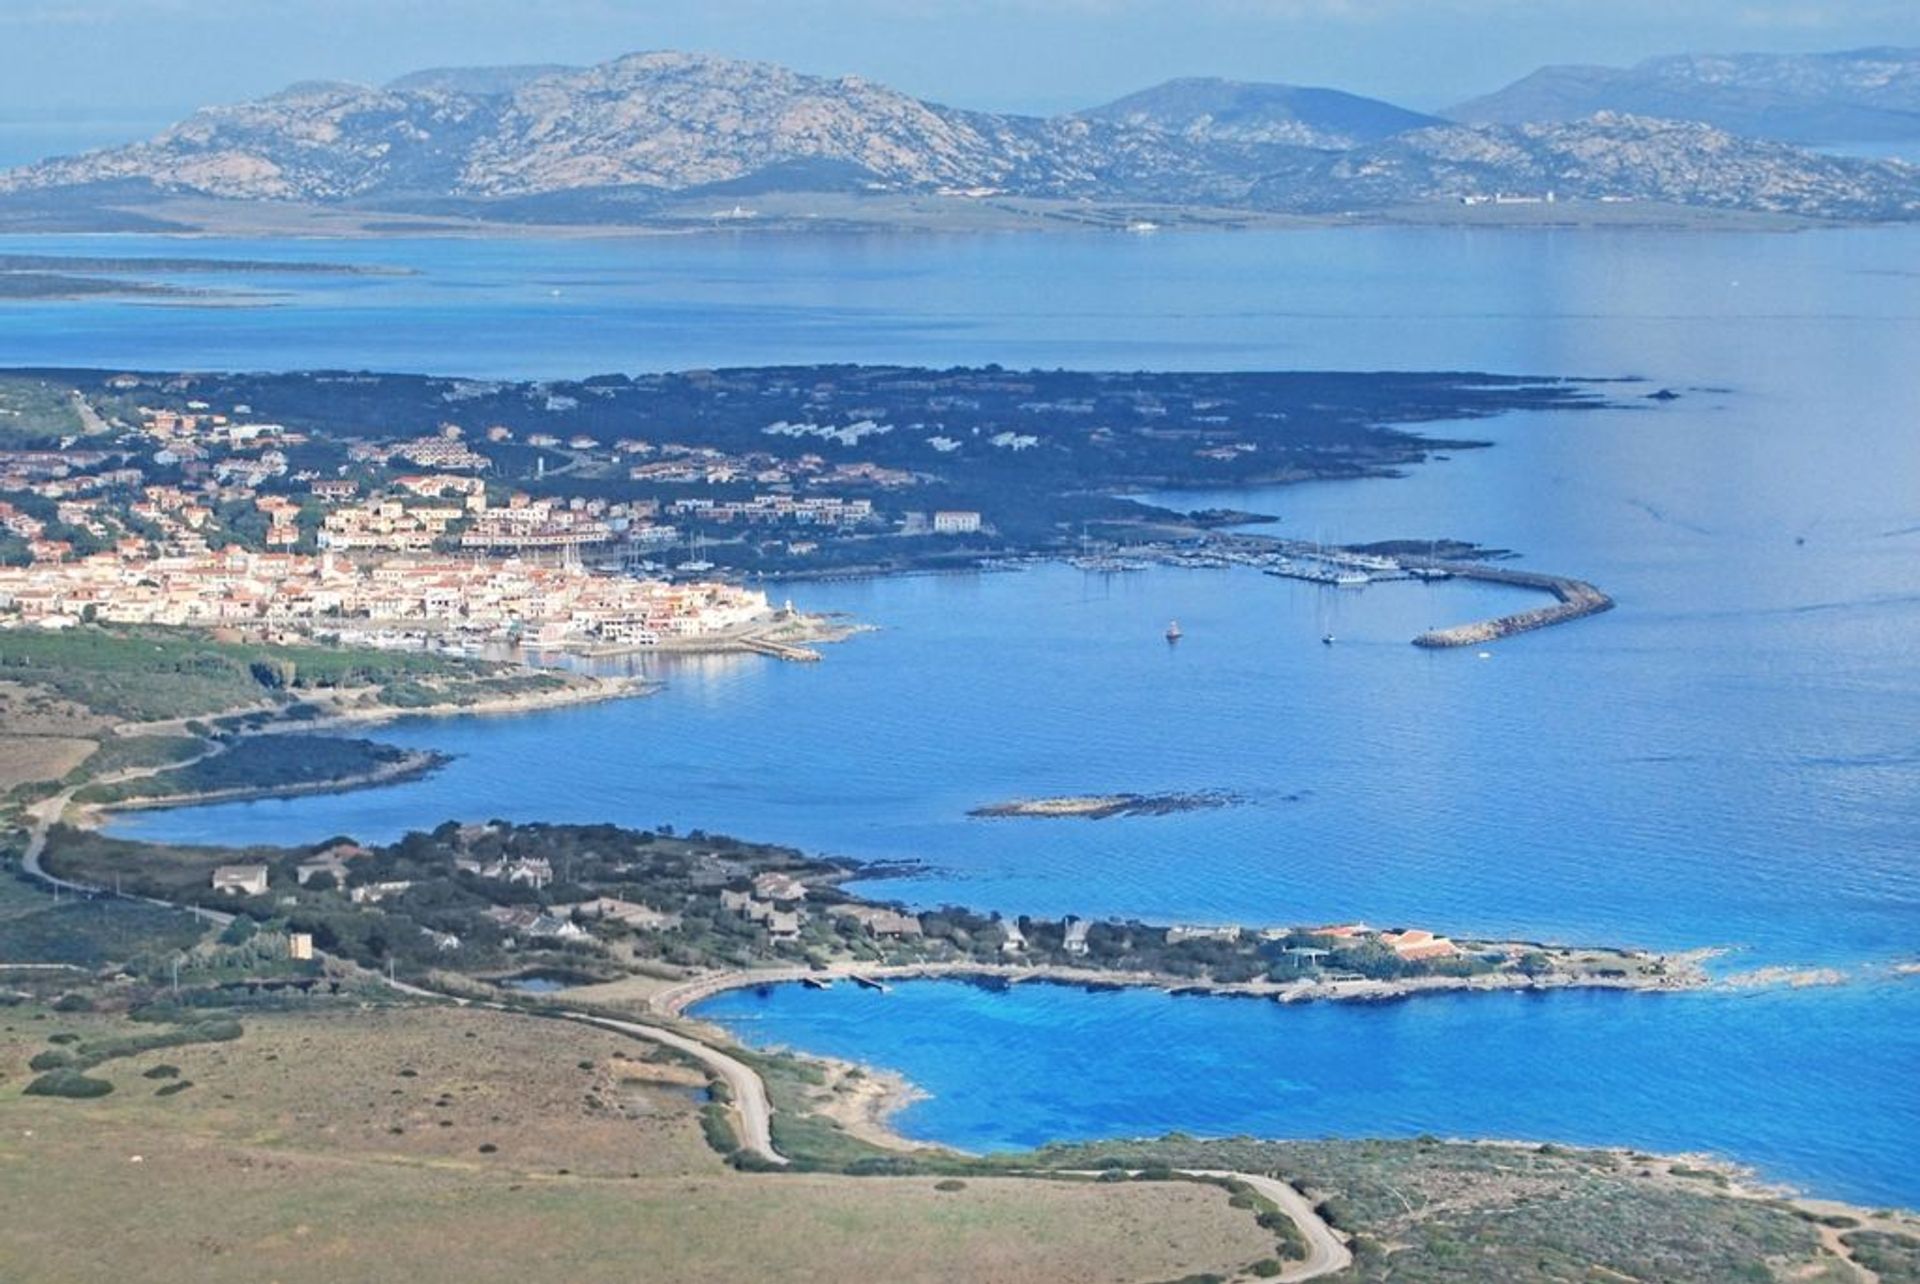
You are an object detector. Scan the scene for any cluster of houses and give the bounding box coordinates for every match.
[319,480,657,556]
[713,870,946,948]
[0,541,772,649]
[665,493,876,529]
[210,843,684,952]
[1310,922,1461,962]
[1054,918,1462,966]
[341,432,491,474]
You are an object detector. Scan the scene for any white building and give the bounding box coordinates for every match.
[932,510,982,535]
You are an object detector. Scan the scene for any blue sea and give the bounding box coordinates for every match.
[10,224,1916,1204]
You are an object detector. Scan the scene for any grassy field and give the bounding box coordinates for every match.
[0,863,211,967]
[0,679,114,796]
[0,625,495,723]
[0,1003,1275,1283]
[62,733,206,783]
[0,735,95,791]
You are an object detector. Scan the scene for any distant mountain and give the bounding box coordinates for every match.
[1452,47,1920,144]
[384,64,578,97]
[3,49,1918,227]
[0,53,1237,206]
[1082,77,1440,148]
[1246,113,1920,220]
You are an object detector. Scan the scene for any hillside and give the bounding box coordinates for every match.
[3,50,1919,228]
[1453,46,1920,144]
[1249,113,1920,219]
[1082,76,1440,148]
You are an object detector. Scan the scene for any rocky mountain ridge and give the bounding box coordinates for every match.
[1452,46,1920,144]
[4,49,1918,226]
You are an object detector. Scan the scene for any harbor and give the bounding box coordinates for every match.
[1069,533,1613,647]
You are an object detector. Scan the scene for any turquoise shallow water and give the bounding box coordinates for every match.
[696,977,1920,1208]
[19,224,1916,1202]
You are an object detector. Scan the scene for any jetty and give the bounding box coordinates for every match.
[739,636,822,662]
[1405,561,1613,648]
[1123,535,1614,648]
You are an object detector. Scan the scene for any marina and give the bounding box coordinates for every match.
[1074,534,1611,647]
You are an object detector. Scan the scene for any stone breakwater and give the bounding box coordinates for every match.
[1410,561,1614,648]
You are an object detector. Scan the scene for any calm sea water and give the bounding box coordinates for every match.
[16,225,1916,1202]
[698,978,1920,1207]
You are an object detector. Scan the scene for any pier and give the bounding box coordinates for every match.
[1405,561,1614,647]
[739,636,823,662]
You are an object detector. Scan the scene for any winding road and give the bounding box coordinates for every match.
[371,976,790,1165]
[1193,1170,1354,1283]
[15,744,1349,1278]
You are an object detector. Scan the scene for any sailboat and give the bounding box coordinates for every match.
[1165,620,1183,642]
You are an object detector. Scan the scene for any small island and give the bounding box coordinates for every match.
[970,791,1237,820]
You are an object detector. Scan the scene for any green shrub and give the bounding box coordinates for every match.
[51,993,93,1013]
[27,1049,72,1071]
[698,1103,740,1156]
[24,1068,113,1098]
[154,1080,192,1097]
[934,1179,967,1192]
[142,1063,181,1080]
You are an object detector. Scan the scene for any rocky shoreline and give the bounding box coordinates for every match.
[651,949,1713,1019]
[969,791,1239,820]
[90,748,450,815]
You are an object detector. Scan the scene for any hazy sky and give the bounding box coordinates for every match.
[4,0,1918,124]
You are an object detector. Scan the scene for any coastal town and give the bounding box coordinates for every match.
[0,378,874,650]
[0,364,1620,652]
[0,541,781,653]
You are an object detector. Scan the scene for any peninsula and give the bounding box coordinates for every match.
[2,363,1620,650]
[30,811,1704,1011]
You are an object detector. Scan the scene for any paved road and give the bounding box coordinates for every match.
[19,741,227,896]
[19,785,87,892]
[17,743,1341,1267]
[1188,1169,1353,1283]
[379,976,789,1167]
[566,1011,786,1167]
[1059,1168,1350,1283]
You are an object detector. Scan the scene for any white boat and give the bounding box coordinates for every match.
[1165,620,1183,642]
[1334,570,1370,587]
